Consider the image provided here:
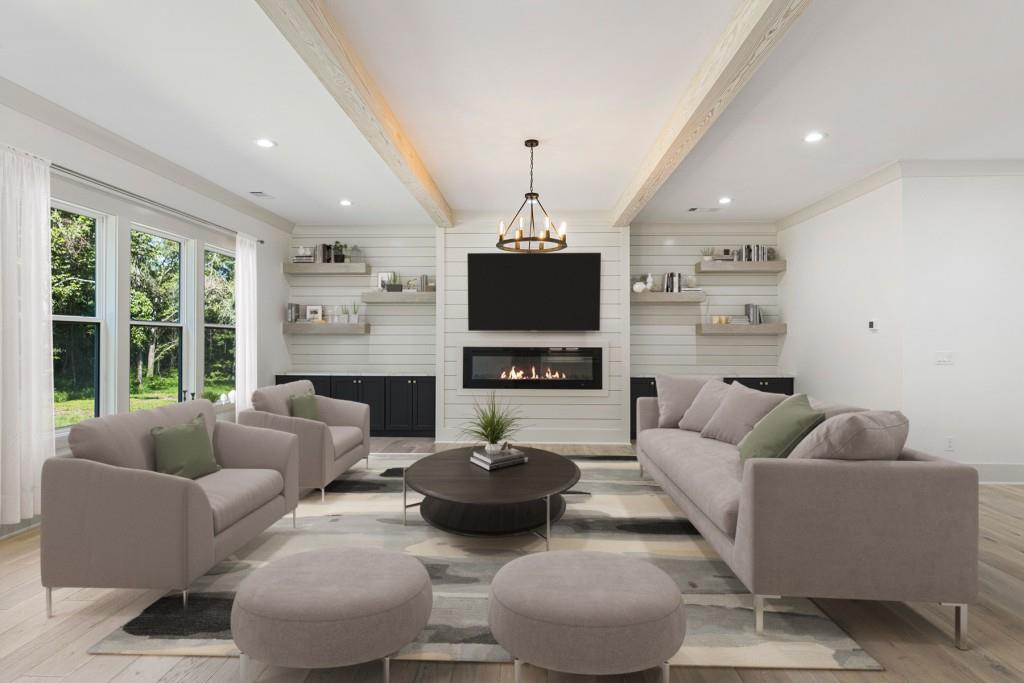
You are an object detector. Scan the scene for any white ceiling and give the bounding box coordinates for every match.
[0,0,429,226]
[2,1,1023,227]
[325,0,742,213]
[637,0,1024,223]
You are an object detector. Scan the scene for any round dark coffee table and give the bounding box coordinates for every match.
[402,447,580,545]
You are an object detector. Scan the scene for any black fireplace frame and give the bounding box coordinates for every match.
[462,346,603,390]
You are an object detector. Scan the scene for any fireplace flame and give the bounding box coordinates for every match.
[499,365,567,380]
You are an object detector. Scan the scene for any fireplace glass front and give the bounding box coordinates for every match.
[462,347,602,390]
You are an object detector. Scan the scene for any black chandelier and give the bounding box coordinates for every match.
[496,139,567,252]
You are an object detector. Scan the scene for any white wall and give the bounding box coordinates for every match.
[437,216,631,444]
[0,99,292,388]
[779,169,1024,479]
[286,225,435,375]
[901,176,1024,472]
[631,223,781,377]
[778,181,904,408]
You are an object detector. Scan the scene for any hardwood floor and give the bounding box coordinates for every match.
[2,470,1021,682]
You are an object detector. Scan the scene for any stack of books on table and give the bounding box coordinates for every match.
[471,448,528,471]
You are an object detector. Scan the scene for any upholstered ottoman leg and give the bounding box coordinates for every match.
[661,661,670,682]
[238,653,249,683]
[513,658,522,683]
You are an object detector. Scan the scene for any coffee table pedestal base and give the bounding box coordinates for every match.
[419,494,565,537]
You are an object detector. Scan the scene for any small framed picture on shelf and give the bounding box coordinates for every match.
[377,272,395,290]
[305,304,323,322]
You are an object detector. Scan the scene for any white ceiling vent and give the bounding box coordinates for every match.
[687,207,720,213]
[248,191,274,199]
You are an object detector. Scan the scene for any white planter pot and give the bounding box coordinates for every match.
[484,443,502,455]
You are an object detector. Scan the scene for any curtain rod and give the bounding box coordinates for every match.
[51,163,264,244]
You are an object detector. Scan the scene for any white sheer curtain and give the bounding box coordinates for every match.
[235,233,258,415]
[0,146,55,524]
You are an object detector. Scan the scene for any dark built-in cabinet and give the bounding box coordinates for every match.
[275,374,435,437]
[630,376,795,439]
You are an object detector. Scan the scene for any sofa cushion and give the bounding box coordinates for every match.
[678,380,730,432]
[701,381,787,445]
[655,376,712,428]
[152,414,221,479]
[252,380,315,417]
[330,426,363,458]
[69,400,216,470]
[638,428,742,536]
[789,410,910,461]
[288,393,319,420]
[738,394,826,460]
[196,468,285,534]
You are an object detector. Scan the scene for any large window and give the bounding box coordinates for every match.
[50,207,100,428]
[129,229,183,412]
[203,249,236,404]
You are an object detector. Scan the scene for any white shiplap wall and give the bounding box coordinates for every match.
[286,225,436,375]
[437,217,631,443]
[630,223,781,377]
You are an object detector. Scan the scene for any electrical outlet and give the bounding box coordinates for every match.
[934,351,955,366]
[944,437,955,452]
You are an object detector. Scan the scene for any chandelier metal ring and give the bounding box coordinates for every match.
[496,139,567,253]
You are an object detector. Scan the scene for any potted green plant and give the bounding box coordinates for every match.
[460,392,521,454]
[385,272,403,292]
[349,303,361,323]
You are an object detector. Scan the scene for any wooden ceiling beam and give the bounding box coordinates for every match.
[610,0,810,227]
[257,0,454,227]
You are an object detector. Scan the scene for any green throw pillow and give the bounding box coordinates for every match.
[151,414,220,479]
[738,394,825,461]
[288,392,319,420]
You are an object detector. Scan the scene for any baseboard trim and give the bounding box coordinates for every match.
[974,463,1024,484]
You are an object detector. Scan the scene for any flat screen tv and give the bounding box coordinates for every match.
[467,253,601,331]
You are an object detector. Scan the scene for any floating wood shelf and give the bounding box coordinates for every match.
[696,323,787,336]
[283,322,369,335]
[360,290,436,304]
[695,260,786,274]
[284,262,369,275]
[631,291,706,303]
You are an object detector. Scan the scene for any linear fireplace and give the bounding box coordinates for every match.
[463,347,602,390]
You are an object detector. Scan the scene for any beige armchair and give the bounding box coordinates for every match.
[41,400,298,616]
[238,380,370,501]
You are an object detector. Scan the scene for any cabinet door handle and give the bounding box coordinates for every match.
[412,379,417,384]
[407,380,412,384]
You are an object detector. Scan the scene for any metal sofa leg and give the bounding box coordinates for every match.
[292,509,297,528]
[513,658,522,683]
[321,487,326,503]
[661,660,670,682]
[639,461,645,478]
[753,594,779,633]
[945,603,969,650]
[46,587,53,618]
[182,590,189,609]
[382,655,390,683]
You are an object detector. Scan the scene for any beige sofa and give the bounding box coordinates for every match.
[239,380,370,501]
[635,396,978,648]
[41,400,298,616]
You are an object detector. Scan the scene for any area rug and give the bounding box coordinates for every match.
[90,453,881,671]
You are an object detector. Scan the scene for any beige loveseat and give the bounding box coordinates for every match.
[239,380,370,500]
[635,396,978,648]
[41,400,298,616]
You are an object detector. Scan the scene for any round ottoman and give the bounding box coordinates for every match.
[489,550,685,682]
[231,548,432,680]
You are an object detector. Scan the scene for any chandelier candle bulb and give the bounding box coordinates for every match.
[559,221,567,236]
[515,228,524,241]
[499,220,505,236]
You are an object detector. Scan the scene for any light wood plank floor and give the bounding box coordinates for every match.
[2,451,1021,682]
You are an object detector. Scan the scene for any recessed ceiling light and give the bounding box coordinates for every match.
[803,131,826,143]
[718,196,732,205]
[339,199,352,207]
[254,138,277,148]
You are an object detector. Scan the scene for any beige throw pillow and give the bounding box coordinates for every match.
[677,380,730,432]
[700,381,787,445]
[655,376,710,427]
[788,410,910,461]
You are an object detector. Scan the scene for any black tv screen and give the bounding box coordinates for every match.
[467,253,601,331]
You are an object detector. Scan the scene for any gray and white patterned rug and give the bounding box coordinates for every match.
[90,453,881,670]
